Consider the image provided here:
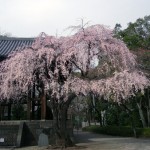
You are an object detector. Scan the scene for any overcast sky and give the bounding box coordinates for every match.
[0,0,150,37]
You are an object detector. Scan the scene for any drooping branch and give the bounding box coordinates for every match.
[0,24,149,103]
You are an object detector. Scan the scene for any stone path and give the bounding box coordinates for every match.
[1,130,150,150]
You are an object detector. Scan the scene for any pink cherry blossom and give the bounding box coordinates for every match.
[0,24,149,103]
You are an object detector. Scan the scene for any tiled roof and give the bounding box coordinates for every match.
[0,37,35,56]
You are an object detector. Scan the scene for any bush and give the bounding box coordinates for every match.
[82,125,150,138]
[137,128,150,138]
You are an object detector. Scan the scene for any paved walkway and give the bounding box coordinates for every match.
[1,130,150,150]
[74,130,150,150]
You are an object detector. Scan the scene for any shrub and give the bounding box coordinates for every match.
[82,125,150,138]
[140,128,150,138]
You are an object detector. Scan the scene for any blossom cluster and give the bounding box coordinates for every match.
[0,25,149,102]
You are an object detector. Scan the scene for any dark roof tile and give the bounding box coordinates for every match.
[0,37,35,56]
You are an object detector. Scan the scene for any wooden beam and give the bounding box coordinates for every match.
[0,105,4,121]
[41,93,46,120]
[32,101,35,120]
[0,104,1,120]
[27,100,31,120]
[8,104,11,120]
[31,83,35,120]
[27,86,32,120]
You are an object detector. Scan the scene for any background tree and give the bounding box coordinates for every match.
[114,15,150,50]
[114,15,150,128]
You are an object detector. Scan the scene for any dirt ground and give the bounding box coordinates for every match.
[1,130,150,150]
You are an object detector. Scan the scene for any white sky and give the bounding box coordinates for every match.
[0,0,150,37]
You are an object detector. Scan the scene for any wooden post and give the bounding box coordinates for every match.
[0,104,1,120]
[41,93,46,120]
[31,83,35,120]
[8,103,11,120]
[27,88,31,120]
[0,105,4,120]
[27,100,31,120]
[32,101,35,120]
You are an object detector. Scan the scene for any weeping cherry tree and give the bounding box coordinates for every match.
[0,25,149,147]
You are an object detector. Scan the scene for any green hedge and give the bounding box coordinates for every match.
[82,125,150,138]
[140,128,150,138]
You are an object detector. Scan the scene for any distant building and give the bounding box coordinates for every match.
[0,37,34,61]
[0,36,73,148]
[0,36,50,120]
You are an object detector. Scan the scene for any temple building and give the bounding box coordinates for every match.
[0,36,53,121]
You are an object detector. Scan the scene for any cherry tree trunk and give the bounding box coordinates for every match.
[51,94,76,147]
[52,103,74,147]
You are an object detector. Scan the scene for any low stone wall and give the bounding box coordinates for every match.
[0,120,73,147]
[0,122,19,146]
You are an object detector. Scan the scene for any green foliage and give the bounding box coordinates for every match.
[106,104,120,126]
[114,15,150,50]
[82,125,150,138]
[104,101,142,127]
[113,16,150,128]
[133,50,150,72]
[83,96,144,128]
[140,128,150,137]
[83,125,134,137]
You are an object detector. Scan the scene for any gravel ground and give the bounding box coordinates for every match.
[1,130,150,150]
